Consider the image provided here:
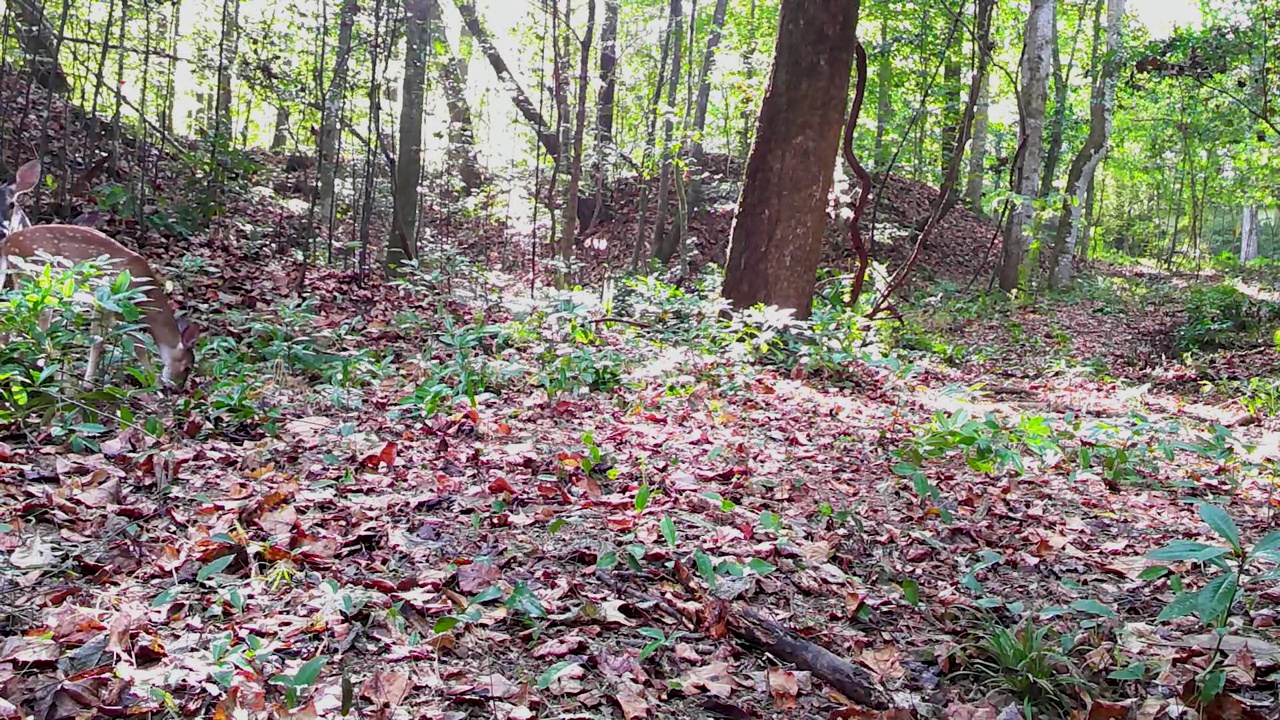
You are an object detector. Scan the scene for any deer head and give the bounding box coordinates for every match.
[0,159,40,241]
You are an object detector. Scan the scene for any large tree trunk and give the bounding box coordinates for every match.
[318,0,360,232]
[1050,0,1122,288]
[872,20,892,172]
[997,0,1055,292]
[651,0,684,264]
[453,0,560,158]
[390,0,431,270]
[722,0,859,318]
[1241,205,1260,262]
[965,72,990,212]
[8,0,69,93]
[430,0,484,194]
[596,0,620,151]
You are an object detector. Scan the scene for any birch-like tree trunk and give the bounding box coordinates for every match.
[1241,205,1260,262]
[997,0,1055,292]
[1049,0,1123,288]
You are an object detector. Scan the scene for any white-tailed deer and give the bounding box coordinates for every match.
[0,159,40,240]
[0,163,199,388]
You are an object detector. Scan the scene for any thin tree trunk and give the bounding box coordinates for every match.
[651,0,684,264]
[1040,0,1088,197]
[1241,205,1260,262]
[997,0,1055,292]
[683,0,729,212]
[1049,0,1122,288]
[453,0,560,158]
[872,20,892,172]
[722,0,859,318]
[557,0,596,281]
[591,0,619,226]
[272,104,290,150]
[8,0,69,92]
[940,58,961,184]
[965,72,989,212]
[318,0,360,233]
[430,0,484,194]
[390,0,430,270]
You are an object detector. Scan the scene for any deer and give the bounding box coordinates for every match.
[0,159,200,389]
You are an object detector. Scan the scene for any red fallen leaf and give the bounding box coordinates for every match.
[614,681,651,719]
[767,668,798,709]
[1088,699,1132,719]
[489,477,517,495]
[361,441,397,469]
[457,561,502,594]
[361,668,412,709]
[532,635,587,658]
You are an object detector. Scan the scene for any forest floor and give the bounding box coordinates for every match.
[2,76,1280,720]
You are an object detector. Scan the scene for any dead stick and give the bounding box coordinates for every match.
[727,604,890,710]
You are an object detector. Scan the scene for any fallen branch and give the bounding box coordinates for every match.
[725,603,890,710]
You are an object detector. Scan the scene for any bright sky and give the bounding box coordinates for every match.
[1130,0,1202,38]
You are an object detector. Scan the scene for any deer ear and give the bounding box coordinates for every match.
[13,159,40,194]
[178,318,201,347]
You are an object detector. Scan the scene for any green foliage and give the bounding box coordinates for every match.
[1177,284,1280,352]
[957,616,1095,719]
[0,258,171,446]
[1144,502,1280,630]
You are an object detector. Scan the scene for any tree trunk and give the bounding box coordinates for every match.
[997,0,1055,292]
[390,0,430,270]
[940,58,961,183]
[685,0,729,211]
[8,0,70,93]
[271,104,290,150]
[1241,205,1260,262]
[872,20,892,172]
[1040,1,1087,197]
[557,0,596,279]
[318,0,360,232]
[651,0,684,264]
[596,0,620,151]
[214,0,239,141]
[1050,0,1122,288]
[453,0,560,158]
[965,72,989,212]
[722,0,859,318]
[430,0,484,194]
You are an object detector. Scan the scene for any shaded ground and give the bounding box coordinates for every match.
[2,71,1279,720]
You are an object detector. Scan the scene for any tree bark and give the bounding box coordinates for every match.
[318,0,360,232]
[1241,205,1260,262]
[651,0,684,264]
[1040,1,1088,198]
[596,0,620,151]
[1050,0,1122,288]
[271,104,290,150]
[722,0,859,318]
[684,0,729,211]
[965,73,990,212]
[453,0,560,158]
[430,0,484,194]
[940,58,961,183]
[872,20,892,172]
[390,0,430,270]
[557,0,596,278]
[997,0,1055,292]
[8,0,70,93]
